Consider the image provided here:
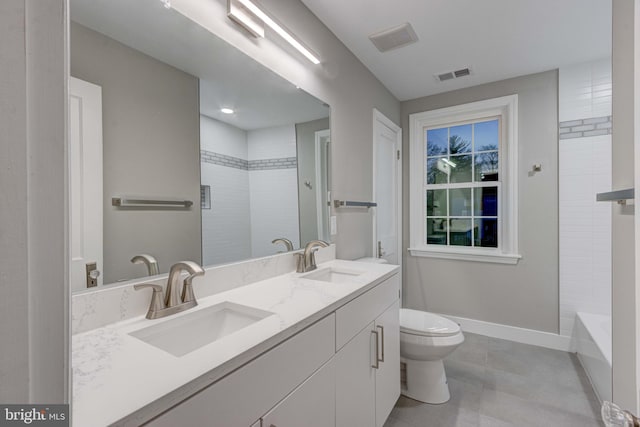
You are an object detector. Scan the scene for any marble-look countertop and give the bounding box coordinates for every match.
[72,260,399,427]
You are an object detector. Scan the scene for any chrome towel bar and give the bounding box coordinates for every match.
[112,197,193,208]
[596,188,634,205]
[333,200,377,208]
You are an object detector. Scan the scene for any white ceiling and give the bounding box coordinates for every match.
[70,0,329,130]
[301,0,612,101]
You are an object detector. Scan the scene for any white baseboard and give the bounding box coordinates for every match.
[436,313,572,352]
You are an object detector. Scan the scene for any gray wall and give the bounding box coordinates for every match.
[175,0,401,260]
[401,71,559,333]
[70,22,201,284]
[296,117,331,244]
[611,0,637,411]
[1,0,68,403]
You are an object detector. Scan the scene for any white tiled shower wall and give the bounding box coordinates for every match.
[200,116,300,265]
[558,58,612,337]
[248,126,300,257]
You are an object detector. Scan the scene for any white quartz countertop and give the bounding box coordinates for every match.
[72,260,399,427]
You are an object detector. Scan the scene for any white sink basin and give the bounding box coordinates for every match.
[301,267,365,284]
[129,302,274,357]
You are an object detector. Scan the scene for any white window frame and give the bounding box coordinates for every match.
[408,95,521,264]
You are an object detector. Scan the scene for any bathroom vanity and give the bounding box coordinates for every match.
[72,258,400,426]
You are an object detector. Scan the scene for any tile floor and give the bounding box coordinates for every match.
[384,333,604,427]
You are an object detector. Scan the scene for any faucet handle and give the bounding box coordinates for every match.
[307,247,321,271]
[134,283,165,319]
[180,273,202,305]
[294,252,305,273]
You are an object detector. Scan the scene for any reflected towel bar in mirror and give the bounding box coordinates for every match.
[333,200,377,208]
[112,197,193,208]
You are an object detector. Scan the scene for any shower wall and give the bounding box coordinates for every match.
[559,58,612,337]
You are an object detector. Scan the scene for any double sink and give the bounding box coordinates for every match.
[128,266,366,357]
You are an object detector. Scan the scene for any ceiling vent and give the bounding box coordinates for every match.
[369,23,419,53]
[435,67,473,82]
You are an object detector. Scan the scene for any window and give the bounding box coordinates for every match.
[409,95,520,264]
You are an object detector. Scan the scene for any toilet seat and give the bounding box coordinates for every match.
[400,308,461,337]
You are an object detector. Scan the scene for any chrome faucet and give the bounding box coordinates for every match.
[272,237,294,252]
[134,261,205,319]
[131,254,160,276]
[295,240,329,273]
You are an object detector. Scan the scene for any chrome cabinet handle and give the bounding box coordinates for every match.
[371,330,380,369]
[377,325,385,363]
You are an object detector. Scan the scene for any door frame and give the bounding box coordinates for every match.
[315,129,330,239]
[372,109,402,271]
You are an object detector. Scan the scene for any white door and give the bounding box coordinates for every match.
[315,129,331,240]
[373,109,402,265]
[69,77,103,292]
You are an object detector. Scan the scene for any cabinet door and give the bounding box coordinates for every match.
[375,300,400,427]
[261,359,335,427]
[335,322,376,427]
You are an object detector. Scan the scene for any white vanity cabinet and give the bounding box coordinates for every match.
[335,276,400,427]
[144,271,400,427]
[145,314,336,427]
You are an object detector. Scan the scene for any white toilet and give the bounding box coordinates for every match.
[399,308,464,404]
[355,257,465,404]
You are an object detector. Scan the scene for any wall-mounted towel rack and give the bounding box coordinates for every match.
[333,200,377,208]
[112,197,193,208]
[596,188,634,205]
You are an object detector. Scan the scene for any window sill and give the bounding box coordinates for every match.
[408,247,521,264]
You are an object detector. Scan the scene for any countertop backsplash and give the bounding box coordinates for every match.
[72,244,336,334]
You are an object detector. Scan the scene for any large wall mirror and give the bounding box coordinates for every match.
[69,0,331,292]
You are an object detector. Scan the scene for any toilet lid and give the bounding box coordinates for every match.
[400,309,461,337]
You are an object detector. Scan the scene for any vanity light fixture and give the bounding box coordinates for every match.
[227,0,265,38]
[228,0,321,65]
[220,108,235,114]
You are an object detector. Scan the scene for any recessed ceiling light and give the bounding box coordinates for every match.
[221,108,235,114]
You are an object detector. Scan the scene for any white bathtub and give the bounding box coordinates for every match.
[572,312,612,402]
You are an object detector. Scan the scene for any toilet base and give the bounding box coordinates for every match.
[401,357,450,404]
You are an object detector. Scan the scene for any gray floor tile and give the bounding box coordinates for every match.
[484,367,600,418]
[478,414,515,427]
[444,358,487,387]
[383,416,415,427]
[449,332,489,366]
[480,388,603,427]
[392,378,483,426]
[391,400,479,427]
[390,333,605,427]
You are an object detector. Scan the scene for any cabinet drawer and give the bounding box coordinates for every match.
[146,314,336,427]
[335,273,399,350]
[261,358,335,427]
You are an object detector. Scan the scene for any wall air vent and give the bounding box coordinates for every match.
[435,67,473,82]
[369,23,419,53]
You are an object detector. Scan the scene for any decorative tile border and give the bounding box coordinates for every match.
[201,150,248,170]
[559,115,612,140]
[201,150,297,170]
[249,157,297,170]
